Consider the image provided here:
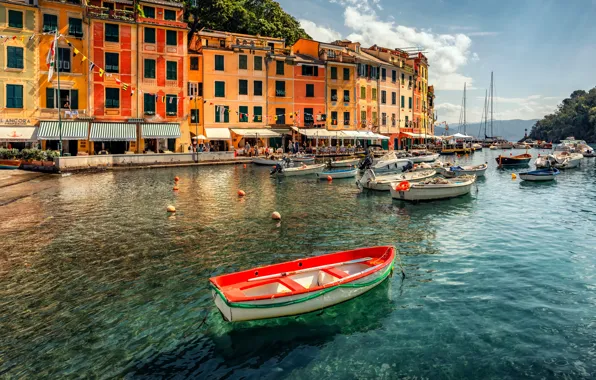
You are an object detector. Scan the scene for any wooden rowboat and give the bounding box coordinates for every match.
[496,153,532,167]
[210,246,396,322]
[519,168,560,181]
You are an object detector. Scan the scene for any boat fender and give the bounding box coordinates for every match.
[173,186,179,191]
[272,211,281,220]
[166,205,176,213]
[396,181,410,192]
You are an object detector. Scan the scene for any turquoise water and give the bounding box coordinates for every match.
[1,149,595,378]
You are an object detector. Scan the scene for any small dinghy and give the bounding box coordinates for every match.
[330,158,360,168]
[357,169,436,191]
[409,153,440,163]
[496,153,532,167]
[519,168,560,181]
[271,163,325,177]
[292,154,316,164]
[210,246,396,322]
[253,157,284,166]
[390,175,476,201]
[360,152,412,173]
[442,163,488,178]
[317,168,358,179]
[552,152,582,169]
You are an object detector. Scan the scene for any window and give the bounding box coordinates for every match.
[69,18,83,37]
[45,88,54,108]
[331,111,338,126]
[215,55,224,71]
[166,94,177,115]
[104,2,114,11]
[343,90,350,102]
[57,48,70,72]
[382,112,387,125]
[253,106,262,122]
[105,52,119,73]
[143,6,155,18]
[360,110,366,126]
[215,81,225,97]
[360,86,366,99]
[330,89,337,101]
[381,68,386,81]
[145,28,156,43]
[392,70,397,83]
[190,109,199,123]
[164,9,176,21]
[239,79,248,95]
[8,10,23,29]
[166,30,177,46]
[43,14,58,33]
[144,93,155,115]
[6,84,23,108]
[219,39,225,48]
[254,56,262,71]
[401,96,405,108]
[372,88,377,101]
[301,65,318,76]
[330,67,337,79]
[304,108,313,125]
[198,83,203,96]
[105,24,119,42]
[409,97,412,109]
[405,116,409,125]
[275,81,285,97]
[381,90,386,104]
[276,108,285,124]
[306,84,314,97]
[46,88,76,109]
[392,92,396,105]
[401,73,405,83]
[239,55,247,70]
[343,112,350,126]
[144,59,156,78]
[188,82,199,96]
[239,106,248,122]
[276,60,284,75]
[215,105,229,123]
[166,61,177,80]
[254,80,262,96]
[7,47,24,69]
[392,113,396,126]
[105,88,119,108]
[343,68,350,80]
[372,112,377,124]
[190,56,199,70]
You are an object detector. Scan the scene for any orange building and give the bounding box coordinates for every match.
[266,38,295,149]
[186,45,202,144]
[292,54,325,128]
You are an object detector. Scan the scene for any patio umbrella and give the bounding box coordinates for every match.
[193,135,207,140]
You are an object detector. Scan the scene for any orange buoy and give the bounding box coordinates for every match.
[243,164,247,168]
[327,175,333,181]
[173,186,179,191]
[174,176,180,182]
[166,205,176,213]
[396,180,411,192]
[272,211,281,220]
[238,190,246,197]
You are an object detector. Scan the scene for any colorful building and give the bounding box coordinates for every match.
[186,43,202,146]
[0,0,39,148]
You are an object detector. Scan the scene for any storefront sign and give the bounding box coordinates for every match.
[0,119,32,126]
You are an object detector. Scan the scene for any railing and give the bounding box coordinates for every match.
[343,96,350,102]
[87,6,135,22]
[331,95,338,101]
[344,120,350,126]
[45,0,82,4]
[323,54,356,64]
[276,90,285,97]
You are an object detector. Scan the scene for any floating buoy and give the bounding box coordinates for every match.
[243,164,247,168]
[173,186,179,191]
[327,175,333,181]
[511,173,517,180]
[238,190,246,197]
[272,211,281,220]
[167,205,176,213]
[174,176,180,182]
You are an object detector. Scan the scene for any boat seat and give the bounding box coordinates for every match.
[278,277,305,292]
[323,267,349,279]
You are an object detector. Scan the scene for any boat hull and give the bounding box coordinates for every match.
[358,169,436,191]
[253,157,282,166]
[519,173,557,181]
[389,178,475,201]
[317,168,358,179]
[330,158,360,167]
[410,154,440,163]
[292,155,316,164]
[442,164,487,178]
[371,158,413,173]
[0,159,22,170]
[496,154,532,166]
[274,164,325,177]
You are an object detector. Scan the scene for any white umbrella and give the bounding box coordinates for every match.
[193,135,207,140]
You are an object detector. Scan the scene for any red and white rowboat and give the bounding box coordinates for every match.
[210,246,395,322]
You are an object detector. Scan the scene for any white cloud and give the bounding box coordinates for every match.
[467,31,500,37]
[299,19,342,42]
[472,52,480,61]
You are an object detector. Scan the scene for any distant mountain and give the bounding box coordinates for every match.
[435,119,538,141]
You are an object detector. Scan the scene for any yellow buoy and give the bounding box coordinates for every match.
[511,173,517,180]
[166,205,176,213]
[272,211,281,220]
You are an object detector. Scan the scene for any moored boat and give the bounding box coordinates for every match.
[271,163,325,177]
[252,157,284,166]
[409,153,440,163]
[519,168,560,181]
[210,246,396,322]
[496,153,532,167]
[330,158,360,168]
[552,152,583,169]
[360,152,413,173]
[442,163,488,178]
[317,168,358,179]
[389,175,476,201]
[0,159,22,170]
[357,169,436,191]
[292,154,316,163]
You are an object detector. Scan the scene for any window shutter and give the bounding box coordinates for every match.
[70,90,79,109]
[46,88,55,109]
[314,66,318,77]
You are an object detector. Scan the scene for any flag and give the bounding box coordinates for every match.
[162,96,165,103]
[122,83,128,90]
[81,55,87,62]
[131,89,134,96]
[29,35,34,41]
[46,32,58,82]
[65,39,71,46]
[137,3,146,18]
[89,62,95,72]
[20,36,24,43]
[115,78,121,84]
[98,68,104,77]
[12,36,16,40]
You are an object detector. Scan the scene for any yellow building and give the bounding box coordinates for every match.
[36,0,90,155]
[0,0,39,148]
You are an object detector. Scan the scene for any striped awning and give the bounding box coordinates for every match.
[140,123,181,139]
[90,123,136,141]
[0,126,38,142]
[38,121,88,140]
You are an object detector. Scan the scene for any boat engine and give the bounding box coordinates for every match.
[270,163,284,175]
[358,155,374,170]
[402,161,414,172]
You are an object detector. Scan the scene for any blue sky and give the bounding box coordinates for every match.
[278,0,596,123]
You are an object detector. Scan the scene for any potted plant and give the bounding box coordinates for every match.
[0,148,23,169]
[42,150,58,167]
[31,149,43,166]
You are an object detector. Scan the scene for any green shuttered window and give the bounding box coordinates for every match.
[166,61,177,80]
[144,94,155,115]
[144,59,156,78]
[6,84,23,108]
[215,81,225,97]
[7,46,24,69]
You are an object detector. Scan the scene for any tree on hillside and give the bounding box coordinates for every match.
[185,0,310,46]
[529,87,596,142]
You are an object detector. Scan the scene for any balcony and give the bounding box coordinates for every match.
[275,90,286,97]
[87,6,135,22]
[321,52,356,64]
[139,0,184,8]
[44,0,82,4]
[137,16,187,29]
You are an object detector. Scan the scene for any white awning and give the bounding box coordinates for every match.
[339,130,386,139]
[231,128,280,138]
[0,126,38,142]
[297,128,338,138]
[204,128,231,140]
[373,133,390,140]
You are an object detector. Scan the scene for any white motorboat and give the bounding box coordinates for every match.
[330,158,360,168]
[357,169,436,191]
[292,154,316,163]
[553,152,583,169]
[513,143,529,149]
[317,168,358,179]
[365,152,412,173]
[519,168,560,181]
[271,163,325,177]
[409,153,440,163]
[253,157,284,166]
[489,145,497,150]
[389,175,476,201]
[441,163,488,178]
[410,161,452,172]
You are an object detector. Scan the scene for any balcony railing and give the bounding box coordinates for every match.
[343,120,350,126]
[87,6,135,22]
[276,90,285,97]
[331,95,338,101]
[343,96,350,102]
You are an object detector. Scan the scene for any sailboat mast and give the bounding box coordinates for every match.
[490,71,494,137]
[463,83,466,134]
[481,89,487,138]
